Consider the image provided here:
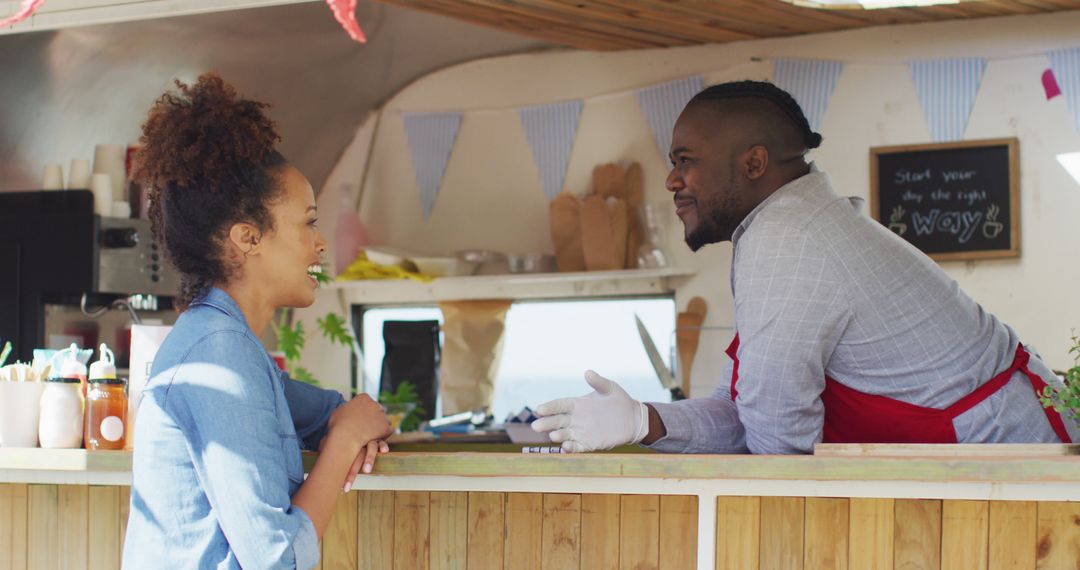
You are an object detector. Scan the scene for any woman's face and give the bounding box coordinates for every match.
[256,165,327,309]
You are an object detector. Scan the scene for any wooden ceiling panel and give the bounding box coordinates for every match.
[373,0,1080,50]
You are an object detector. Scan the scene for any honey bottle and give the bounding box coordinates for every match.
[85,343,127,451]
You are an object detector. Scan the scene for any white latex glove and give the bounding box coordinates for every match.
[530,370,649,453]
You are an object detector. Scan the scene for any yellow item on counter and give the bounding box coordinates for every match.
[336,252,434,283]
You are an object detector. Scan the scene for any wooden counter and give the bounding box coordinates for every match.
[3,448,1080,568]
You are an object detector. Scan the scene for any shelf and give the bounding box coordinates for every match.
[325,267,694,305]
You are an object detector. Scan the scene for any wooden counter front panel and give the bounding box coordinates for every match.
[715,497,1080,570]
[346,491,697,570]
[0,483,128,570]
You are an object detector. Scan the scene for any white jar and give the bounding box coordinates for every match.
[39,378,84,449]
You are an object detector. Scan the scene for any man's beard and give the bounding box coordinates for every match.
[685,217,721,251]
[684,199,740,251]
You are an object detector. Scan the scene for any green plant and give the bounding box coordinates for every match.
[275,268,426,433]
[1039,331,1080,427]
[379,381,426,432]
[271,269,356,388]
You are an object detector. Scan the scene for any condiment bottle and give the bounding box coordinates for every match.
[39,374,85,449]
[85,344,127,451]
[58,343,88,398]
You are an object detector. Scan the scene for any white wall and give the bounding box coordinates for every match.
[301,10,1080,399]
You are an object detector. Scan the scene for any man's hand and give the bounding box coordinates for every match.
[530,370,649,452]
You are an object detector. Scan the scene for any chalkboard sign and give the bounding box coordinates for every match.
[870,138,1019,261]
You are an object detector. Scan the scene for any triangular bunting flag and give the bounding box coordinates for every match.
[636,76,704,158]
[1048,47,1080,134]
[909,58,986,142]
[519,101,583,201]
[772,59,844,133]
[402,112,462,220]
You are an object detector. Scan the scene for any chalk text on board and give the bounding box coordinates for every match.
[894,168,932,185]
[911,209,984,243]
[942,170,977,182]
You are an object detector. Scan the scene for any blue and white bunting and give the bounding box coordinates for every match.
[909,58,986,142]
[635,76,704,158]
[402,112,462,220]
[772,59,844,133]
[1049,47,1080,134]
[519,101,583,201]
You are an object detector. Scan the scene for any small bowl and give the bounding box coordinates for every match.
[507,253,557,274]
[363,247,408,267]
[456,250,509,275]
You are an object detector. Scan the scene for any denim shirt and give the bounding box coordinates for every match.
[123,288,344,569]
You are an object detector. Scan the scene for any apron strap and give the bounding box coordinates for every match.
[1019,357,1073,444]
[946,344,1072,444]
[726,334,740,401]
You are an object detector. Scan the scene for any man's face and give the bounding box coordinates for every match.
[666,103,751,250]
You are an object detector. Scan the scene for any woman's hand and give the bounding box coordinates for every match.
[328,394,393,443]
[343,440,390,491]
[326,395,393,490]
[318,437,391,491]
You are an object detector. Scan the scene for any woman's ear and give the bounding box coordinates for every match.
[744,145,769,181]
[227,222,262,257]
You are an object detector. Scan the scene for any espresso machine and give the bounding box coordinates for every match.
[0,190,179,365]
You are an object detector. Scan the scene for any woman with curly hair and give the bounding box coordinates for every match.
[122,73,391,569]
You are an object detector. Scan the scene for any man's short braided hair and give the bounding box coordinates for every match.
[689,80,823,150]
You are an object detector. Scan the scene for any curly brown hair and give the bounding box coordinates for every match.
[133,73,287,310]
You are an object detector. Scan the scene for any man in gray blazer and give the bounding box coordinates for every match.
[532,80,1074,454]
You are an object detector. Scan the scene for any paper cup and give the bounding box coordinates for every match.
[113,201,131,218]
[68,159,91,189]
[42,164,64,190]
[0,382,47,447]
[91,173,113,216]
[93,144,127,203]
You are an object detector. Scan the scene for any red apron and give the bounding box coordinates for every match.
[725,334,1071,444]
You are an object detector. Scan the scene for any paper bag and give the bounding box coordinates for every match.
[126,324,173,450]
[549,192,586,272]
[437,300,511,415]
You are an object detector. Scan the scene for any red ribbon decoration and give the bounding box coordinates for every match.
[326,0,366,44]
[1042,68,1062,101]
[0,0,47,28]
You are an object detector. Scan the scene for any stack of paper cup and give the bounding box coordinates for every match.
[68,159,91,189]
[42,164,64,190]
[0,382,47,447]
[93,144,127,206]
[91,174,113,217]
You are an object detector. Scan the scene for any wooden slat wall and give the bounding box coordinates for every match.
[894,499,942,570]
[355,491,697,570]
[849,498,894,569]
[58,485,89,570]
[805,498,848,570]
[430,491,467,570]
[715,496,1080,570]
[0,483,128,570]
[6,483,1080,569]
[716,496,761,570]
[372,0,1080,51]
[941,500,989,570]
[89,486,122,570]
[760,496,804,569]
[581,494,620,570]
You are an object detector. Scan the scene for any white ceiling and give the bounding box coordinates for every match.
[0,2,556,192]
